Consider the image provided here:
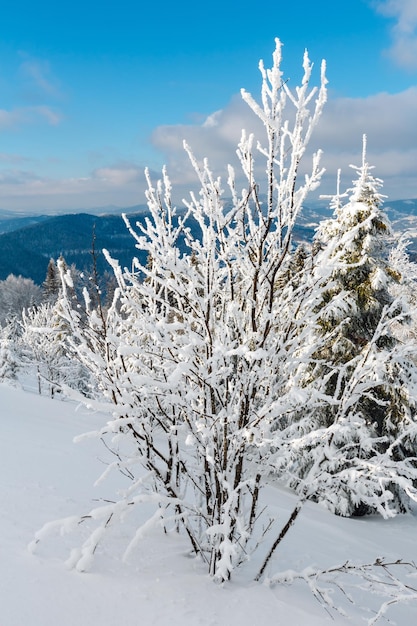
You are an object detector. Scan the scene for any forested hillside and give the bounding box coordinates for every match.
[1,198,417,286]
[0,212,145,284]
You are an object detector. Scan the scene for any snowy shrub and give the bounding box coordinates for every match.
[0,274,42,327]
[21,302,92,398]
[33,40,417,585]
[0,319,21,385]
[46,39,328,581]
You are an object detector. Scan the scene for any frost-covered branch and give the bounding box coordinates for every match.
[268,558,417,625]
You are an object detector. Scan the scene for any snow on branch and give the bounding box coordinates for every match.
[268,558,417,625]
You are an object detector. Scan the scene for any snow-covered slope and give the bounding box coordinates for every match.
[2,383,417,625]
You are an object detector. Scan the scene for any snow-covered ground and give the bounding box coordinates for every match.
[2,381,417,625]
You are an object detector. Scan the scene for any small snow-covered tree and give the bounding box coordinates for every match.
[275,138,417,518]
[42,39,328,581]
[0,274,42,327]
[42,258,62,303]
[314,139,395,362]
[388,234,417,342]
[32,42,417,601]
[21,301,91,398]
[0,319,20,384]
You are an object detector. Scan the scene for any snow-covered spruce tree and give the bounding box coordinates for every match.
[42,257,63,303]
[275,138,417,518]
[41,39,328,581]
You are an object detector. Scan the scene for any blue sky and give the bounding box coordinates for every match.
[0,0,416,213]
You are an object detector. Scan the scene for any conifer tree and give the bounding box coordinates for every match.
[279,137,417,517]
[42,258,62,303]
[315,137,395,359]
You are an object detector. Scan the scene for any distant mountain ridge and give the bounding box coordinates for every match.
[0,203,149,223]
[0,198,416,285]
[0,212,147,284]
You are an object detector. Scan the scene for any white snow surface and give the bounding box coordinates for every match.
[2,382,417,626]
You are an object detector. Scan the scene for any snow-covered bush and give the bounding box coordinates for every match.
[35,40,417,585]
[0,319,21,385]
[50,39,328,581]
[0,274,42,327]
[21,302,92,398]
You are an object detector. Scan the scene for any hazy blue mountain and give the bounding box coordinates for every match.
[0,212,144,284]
[0,199,416,285]
[0,215,51,235]
[0,203,148,222]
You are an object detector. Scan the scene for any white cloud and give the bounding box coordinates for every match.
[0,54,64,136]
[93,166,142,186]
[0,109,22,129]
[19,55,63,99]
[373,0,417,69]
[0,153,31,164]
[202,110,223,128]
[150,86,417,202]
[0,169,39,185]
[312,87,417,196]
[2,80,417,213]
[33,105,63,126]
[0,163,152,212]
[151,95,261,194]
[0,104,63,129]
